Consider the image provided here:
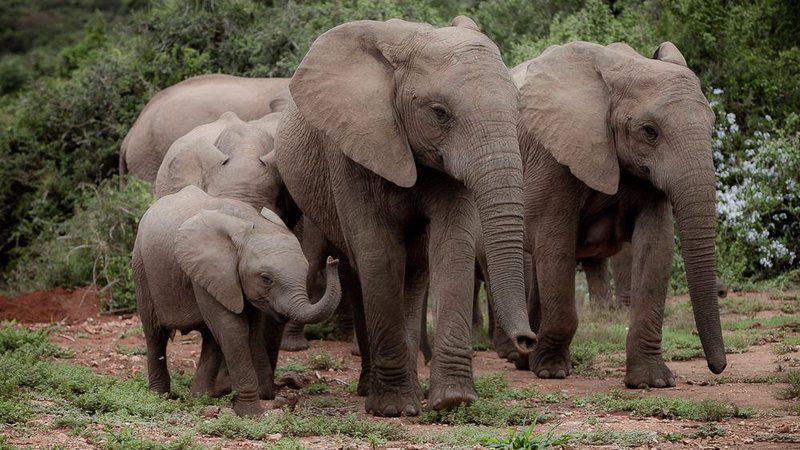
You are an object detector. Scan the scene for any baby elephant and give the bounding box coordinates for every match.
[132,185,341,416]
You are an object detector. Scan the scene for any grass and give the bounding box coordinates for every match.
[305,350,344,371]
[112,343,146,356]
[570,427,657,447]
[416,399,548,427]
[480,421,570,449]
[779,370,800,400]
[274,361,308,377]
[574,390,753,421]
[720,297,766,315]
[303,383,328,395]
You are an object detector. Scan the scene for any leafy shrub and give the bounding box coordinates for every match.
[3,178,153,312]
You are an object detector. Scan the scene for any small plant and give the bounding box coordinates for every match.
[481,421,570,450]
[417,399,546,427]
[303,383,328,395]
[275,362,308,377]
[306,350,344,371]
[112,343,146,356]
[779,370,800,400]
[690,424,727,439]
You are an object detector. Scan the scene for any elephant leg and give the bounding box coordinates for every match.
[135,266,171,394]
[195,288,262,417]
[624,199,675,389]
[340,258,370,396]
[611,243,633,307]
[583,258,613,305]
[263,313,285,382]
[426,200,478,411]
[352,231,420,417]
[333,293,355,341]
[404,229,429,377]
[513,251,539,370]
[527,228,578,379]
[472,274,484,341]
[249,313,275,400]
[280,321,309,351]
[419,290,432,365]
[192,330,226,397]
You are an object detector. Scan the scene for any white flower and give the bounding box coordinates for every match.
[765,115,772,122]
[726,112,736,125]
[712,88,724,95]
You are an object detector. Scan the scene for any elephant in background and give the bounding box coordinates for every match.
[120,74,290,185]
[506,41,726,388]
[275,16,536,416]
[133,186,340,416]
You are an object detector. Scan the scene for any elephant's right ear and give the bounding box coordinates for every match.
[519,42,619,195]
[290,20,422,188]
[176,209,253,314]
[155,137,229,197]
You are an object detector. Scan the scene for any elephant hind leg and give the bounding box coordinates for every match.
[192,330,226,397]
[134,259,171,394]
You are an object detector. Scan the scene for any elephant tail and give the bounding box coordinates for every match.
[119,131,131,190]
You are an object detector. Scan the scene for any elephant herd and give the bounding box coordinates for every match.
[126,16,728,417]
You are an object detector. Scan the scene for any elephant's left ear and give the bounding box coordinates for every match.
[450,15,480,32]
[652,42,687,67]
[519,42,619,195]
[290,20,423,188]
[176,210,253,314]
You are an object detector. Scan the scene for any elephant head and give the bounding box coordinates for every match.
[289,16,535,353]
[155,112,283,212]
[517,41,725,373]
[175,206,341,323]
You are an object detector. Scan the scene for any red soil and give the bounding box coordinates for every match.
[0,287,102,324]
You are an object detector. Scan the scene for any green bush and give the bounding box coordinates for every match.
[3,178,153,312]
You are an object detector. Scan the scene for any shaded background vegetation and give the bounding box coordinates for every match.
[0,0,798,311]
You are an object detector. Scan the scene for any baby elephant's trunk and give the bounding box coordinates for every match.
[281,257,341,324]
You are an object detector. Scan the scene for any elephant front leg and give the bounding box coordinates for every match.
[527,232,579,379]
[624,200,676,389]
[611,243,633,307]
[192,330,227,397]
[249,313,275,400]
[356,239,421,417]
[426,203,478,411]
[195,288,262,417]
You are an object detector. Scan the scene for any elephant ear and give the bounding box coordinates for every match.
[606,42,642,58]
[450,15,480,31]
[155,137,229,197]
[519,42,619,195]
[290,20,422,188]
[652,41,687,67]
[176,209,253,314]
[268,90,291,112]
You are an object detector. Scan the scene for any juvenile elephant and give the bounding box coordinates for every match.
[132,185,341,416]
[275,16,536,416]
[154,111,283,212]
[508,41,726,387]
[120,74,290,184]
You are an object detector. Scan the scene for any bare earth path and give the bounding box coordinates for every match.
[1,288,798,449]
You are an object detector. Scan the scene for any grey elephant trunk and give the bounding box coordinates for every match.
[277,259,341,324]
[668,169,726,374]
[464,146,537,355]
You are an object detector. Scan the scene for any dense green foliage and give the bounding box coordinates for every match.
[1,0,798,305]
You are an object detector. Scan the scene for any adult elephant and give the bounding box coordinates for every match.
[275,16,536,416]
[508,41,726,388]
[120,74,290,184]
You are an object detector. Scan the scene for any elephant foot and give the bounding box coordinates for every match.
[427,379,477,411]
[148,378,170,395]
[232,394,263,417]
[365,388,421,417]
[624,357,676,389]
[529,346,571,379]
[492,331,517,361]
[356,369,370,396]
[280,323,310,352]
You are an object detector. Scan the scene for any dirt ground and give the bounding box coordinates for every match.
[1,287,799,449]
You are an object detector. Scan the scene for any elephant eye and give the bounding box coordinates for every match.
[260,273,273,286]
[642,124,659,141]
[430,103,452,125]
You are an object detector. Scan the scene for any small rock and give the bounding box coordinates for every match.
[744,438,754,444]
[202,405,221,419]
[273,393,299,411]
[266,433,282,442]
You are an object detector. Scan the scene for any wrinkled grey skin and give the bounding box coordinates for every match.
[120,75,290,184]
[275,16,536,417]
[154,111,283,211]
[133,186,340,416]
[507,41,726,388]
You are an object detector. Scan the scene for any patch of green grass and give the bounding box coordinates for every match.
[0,398,32,424]
[306,396,348,410]
[574,391,753,421]
[305,350,344,371]
[723,315,800,331]
[473,373,565,403]
[112,343,146,356]
[720,297,766,315]
[689,424,727,439]
[274,362,308,377]
[104,428,205,450]
[416,399,547,427]
[481,421,570,450]
[0,322,64,358]
[571,427,657,447]
[198,411,406,441]
[779,370,800,400]
[117,326,143,339]
[341,381,358,395]
[661,328,703,361]
[303,383,328,395]
[417,426,500,447]
[263,438,306,450]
